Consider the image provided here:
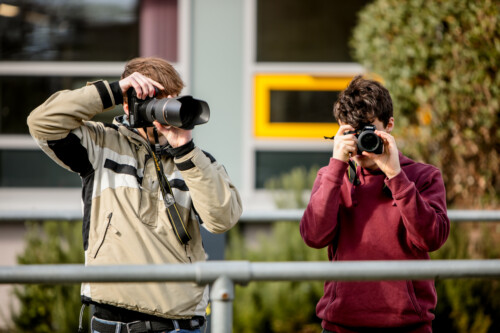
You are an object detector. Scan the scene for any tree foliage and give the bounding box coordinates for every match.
[11,221,87,333]
[351,0,500,207]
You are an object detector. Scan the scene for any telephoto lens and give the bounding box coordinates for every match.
[138,96,210,130]
[127,88,210,129]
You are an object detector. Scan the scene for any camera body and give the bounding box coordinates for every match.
[345,125,383,154]
[126,88,210,129]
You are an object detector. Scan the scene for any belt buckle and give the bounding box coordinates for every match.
[125,320,142,333]
[189,318,200,329]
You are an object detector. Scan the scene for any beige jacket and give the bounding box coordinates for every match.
[27,81,242,319]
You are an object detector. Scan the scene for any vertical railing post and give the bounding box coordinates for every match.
[210,275,234,333]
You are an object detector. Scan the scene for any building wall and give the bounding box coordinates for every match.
[191,0,244,191]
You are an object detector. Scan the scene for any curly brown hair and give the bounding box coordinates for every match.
[121,57,185,99]
[333,75,393,129]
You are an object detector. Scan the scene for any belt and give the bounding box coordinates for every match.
[91,316,204,333]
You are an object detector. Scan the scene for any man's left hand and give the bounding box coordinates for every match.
[363,131,401,179]
[153,121,193,148]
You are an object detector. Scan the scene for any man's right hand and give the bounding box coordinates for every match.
[332,124,358,162]
[119,72,165,99]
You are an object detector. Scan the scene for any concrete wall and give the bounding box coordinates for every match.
[190,0,244,190]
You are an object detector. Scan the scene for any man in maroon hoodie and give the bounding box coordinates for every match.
[300,76,450,333]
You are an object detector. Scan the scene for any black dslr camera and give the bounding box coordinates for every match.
[126,88,210,129]
[345,125,383,154]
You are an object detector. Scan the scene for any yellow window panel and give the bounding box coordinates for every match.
[254,74,354,139]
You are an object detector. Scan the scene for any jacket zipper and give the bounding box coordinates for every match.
[93,212,113,259]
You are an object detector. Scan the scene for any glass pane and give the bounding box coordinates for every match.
[0,150,80,187]
[255,150,331,188]
[0,76,123,134]
[0,0,139,61]
[270,90,338,123]
[257,0,371,62]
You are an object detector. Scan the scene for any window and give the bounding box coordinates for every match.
[0,150,80,187]
[0,0,139,61]
[0,76,123,135]
[254,74,353,138]
[256,0,371,62]
[255,150,330,188]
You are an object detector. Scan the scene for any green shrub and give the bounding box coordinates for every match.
[351,0,500,207]
[227,166,326,333]
[431,223,500,333]
[11,221,87,333]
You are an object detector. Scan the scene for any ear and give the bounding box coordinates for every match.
[123,101,129,116]
[385,117,395,133]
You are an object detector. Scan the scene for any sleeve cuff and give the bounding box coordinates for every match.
[109,81,123,105]
[385,170,412,199]
[167,140,195,158]
[174,146,208,171]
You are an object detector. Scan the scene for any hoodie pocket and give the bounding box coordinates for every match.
[407,280,424,318]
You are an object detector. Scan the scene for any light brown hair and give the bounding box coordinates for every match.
[121,57,185,98]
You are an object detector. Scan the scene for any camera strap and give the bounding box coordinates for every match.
[347,159,392,198]
[147,128,192,245]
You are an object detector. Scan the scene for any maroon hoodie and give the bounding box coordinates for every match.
[300,153,449,332]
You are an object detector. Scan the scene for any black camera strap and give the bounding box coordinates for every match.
[147,128,192,245]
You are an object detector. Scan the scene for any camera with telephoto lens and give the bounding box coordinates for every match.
[126,88,210,129]
[345,125,383,154]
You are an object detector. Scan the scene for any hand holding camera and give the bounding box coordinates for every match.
[332,124,357,162]
[333,124,384,163]
[333,123,400,178]
[120,72,210,130]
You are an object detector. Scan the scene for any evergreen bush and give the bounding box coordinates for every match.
[351,0,500,207]
[431,223,500,333]
[11,221,87,333]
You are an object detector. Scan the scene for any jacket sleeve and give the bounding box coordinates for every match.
[27,81,117,174]
[386,168,450,252]
[300,158,348,249]
[27,81,116,141]
[173,147,243,234]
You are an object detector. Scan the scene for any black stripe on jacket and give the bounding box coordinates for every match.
[48,133,94,251]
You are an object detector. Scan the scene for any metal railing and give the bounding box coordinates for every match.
[1,260,500,332]
[0,208,500,222]
[1,209,499,332]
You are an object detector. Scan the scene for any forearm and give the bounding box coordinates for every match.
[300,159,347,248]
[176,147,243,234]
[387,170,450,252]
[27,81,117,141]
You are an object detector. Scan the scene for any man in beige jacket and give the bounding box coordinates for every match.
[27,57,242,333]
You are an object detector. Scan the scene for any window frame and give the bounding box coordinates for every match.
[254,73,356,139]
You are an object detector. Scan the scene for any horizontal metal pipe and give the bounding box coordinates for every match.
[0,260,499,285]
[0,209,499,222]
